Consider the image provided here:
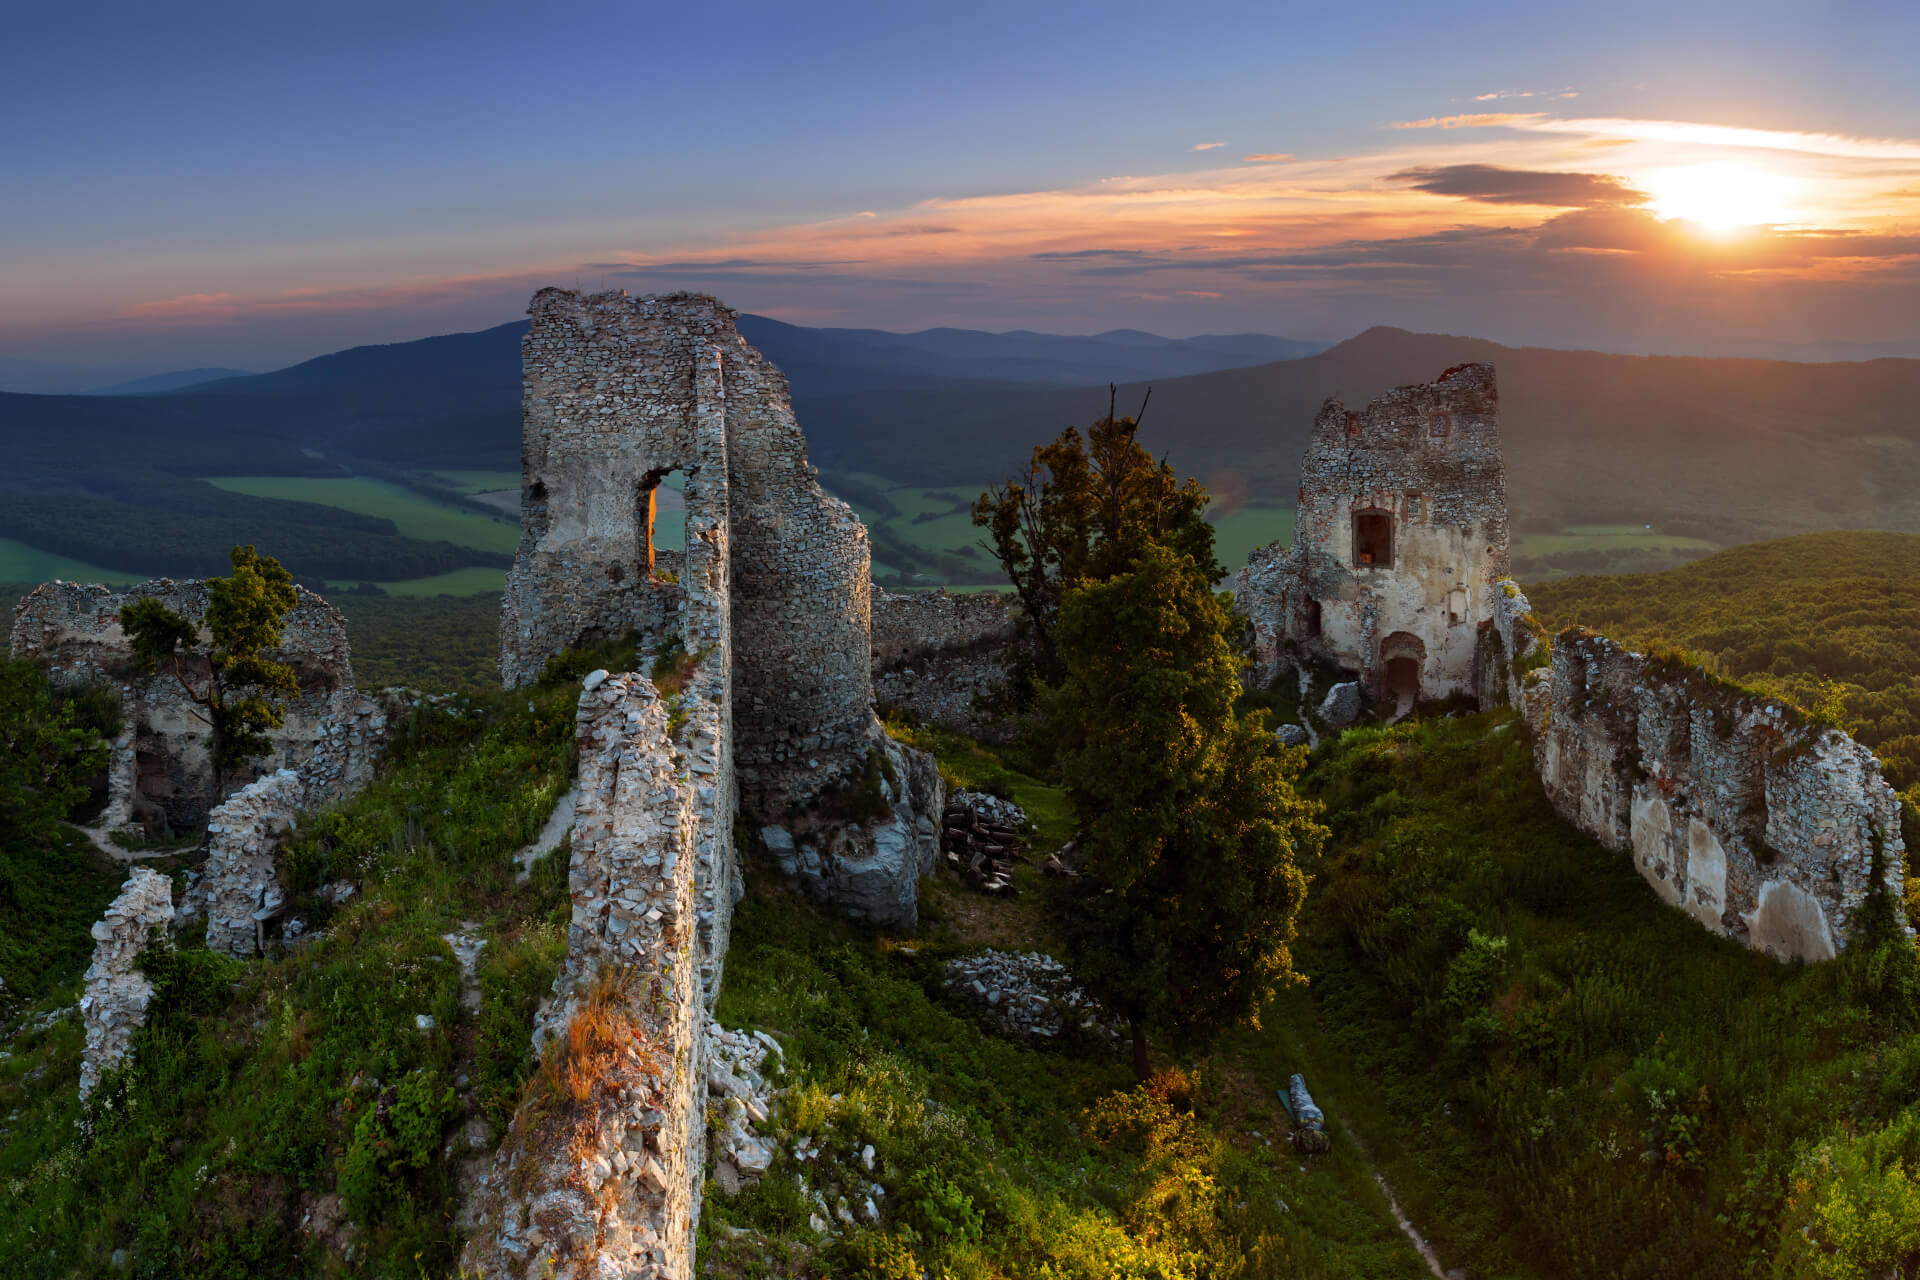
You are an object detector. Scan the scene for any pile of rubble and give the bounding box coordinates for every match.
[706,1021,784,1195]
[943,949,1121,1043]
[940,793,1029,895]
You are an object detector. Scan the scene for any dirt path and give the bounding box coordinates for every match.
[514,785,576,881]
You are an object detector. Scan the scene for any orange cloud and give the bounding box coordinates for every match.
[1191,142,1225,151]
[1243,153,1295,163]
[1390,112,1545,130]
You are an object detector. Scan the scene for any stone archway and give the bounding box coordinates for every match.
[1379,631,1426,712]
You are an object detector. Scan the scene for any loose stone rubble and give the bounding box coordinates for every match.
[78,868,174,1099]
[943,949,1121,1043]
[706,1022,782,1195]
[949,790,1028,830]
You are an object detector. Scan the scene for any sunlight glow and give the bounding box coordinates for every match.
[1645,162,1800,231]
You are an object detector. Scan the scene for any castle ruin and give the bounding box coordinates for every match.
[1232,362,1508,707]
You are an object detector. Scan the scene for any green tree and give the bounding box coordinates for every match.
[973,396,1221,691]
[120,545,301,817]
[1049,544,1325,1077]
[0,659,111,847]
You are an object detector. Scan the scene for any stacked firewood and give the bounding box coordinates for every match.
[941,802,1027,895]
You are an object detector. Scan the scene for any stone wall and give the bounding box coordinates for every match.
[498,289,871,819]
[461,668,730,1280]
[1475,582,1906,961]
[197,769,305,958]
[78,868,174,1098]
[870,587,1016,740]
[10,578,359,829]
[1230,363,1509,704]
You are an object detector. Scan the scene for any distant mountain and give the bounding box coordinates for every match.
[94,367,254,395]
[8,318,1920,579]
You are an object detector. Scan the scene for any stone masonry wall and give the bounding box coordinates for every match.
[460,668,729,1280]
[198,769,305,958]
[870,587,1016,740]
[10,578,358,829]
[1474,582,1906,962]
[1231,363,1509,702]
[499,289,871,820]
[78,868,174,1099]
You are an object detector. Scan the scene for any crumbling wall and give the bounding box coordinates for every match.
[1230,364,1509,703]
[198,769,305,958]
[870,587,1015,739]
[499,289,871,818]
[10,579,358,829]
[1471,588,1906,962]
[461,667,729,1279]
[78,868,174,1098]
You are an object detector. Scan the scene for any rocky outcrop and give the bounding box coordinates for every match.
[762,723,944,928]
[79,869,174,1099]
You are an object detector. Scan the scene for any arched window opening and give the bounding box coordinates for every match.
[1304,599,1323,639]
[1353,509,1393,568]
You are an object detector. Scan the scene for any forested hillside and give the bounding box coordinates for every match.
[1531,531,1920,789]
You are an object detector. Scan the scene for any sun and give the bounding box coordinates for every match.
[1645,162,1799,232]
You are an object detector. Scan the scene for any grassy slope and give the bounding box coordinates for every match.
[205,477,521,555]
[703,721,1430,1280]
[0,683,578,1279]
[1274,711,1920,1279]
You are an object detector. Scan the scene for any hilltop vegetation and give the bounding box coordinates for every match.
[1532,531,1920,789]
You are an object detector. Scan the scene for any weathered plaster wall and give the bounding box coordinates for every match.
[10,579,359,829]
[1230,364,1509,702]
[1475,585,1906,962]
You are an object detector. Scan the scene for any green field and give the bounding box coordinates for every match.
[1514,523,1718,558]
[1209,504,1294,570]
[0,539,141,587]
[205,477,521,554]
[332,567,507,598]
[428,470,521,494]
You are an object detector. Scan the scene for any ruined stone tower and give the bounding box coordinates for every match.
[499,288,876,819]
[1233,363,1509,706]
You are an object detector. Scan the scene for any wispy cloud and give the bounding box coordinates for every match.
[1390,112,1545,130]
[1517,117,1920,161]
[1389,163,1648,208]
[1191,141,1225,151]
[1471,88,1578,102]
[1243,153,1295,163]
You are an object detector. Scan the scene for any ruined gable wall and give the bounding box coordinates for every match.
[1233,364,1509,701]
[1477,598,1906,962]
[10,579,358,828]
[716,327,875,816]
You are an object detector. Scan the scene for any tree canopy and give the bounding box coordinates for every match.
[121,545,301,809]
[1048,543,1325,1076]
[973,400,1221,690]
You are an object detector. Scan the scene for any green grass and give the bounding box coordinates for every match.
[1208,504,1294,571]
[205,476,521,554]
[0,681,580,1278]
[0,538,141,586]
[1269,709,1920,1279]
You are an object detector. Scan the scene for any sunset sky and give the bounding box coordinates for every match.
[6,0,1920,374]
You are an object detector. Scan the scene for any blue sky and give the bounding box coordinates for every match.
[5,0,1919,374]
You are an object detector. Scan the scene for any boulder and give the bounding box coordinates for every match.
[1319,682,1363,727]
[1275,724,1310,747]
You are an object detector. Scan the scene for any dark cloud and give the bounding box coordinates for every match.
[585,257,868,271]
[1388,163,1648,208]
